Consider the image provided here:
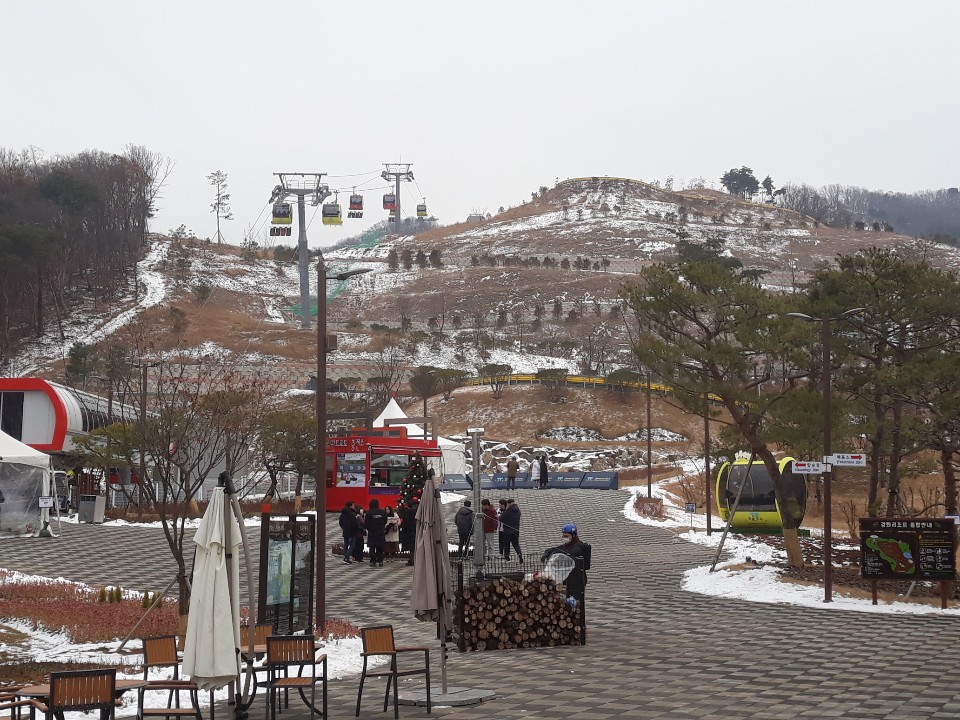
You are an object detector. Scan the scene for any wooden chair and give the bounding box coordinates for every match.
[33,669,118,720]
[355,625,430,719]
[0,696,41,720]
[237,624,273,709]
[263,635,327,720]
[138,636,202,720]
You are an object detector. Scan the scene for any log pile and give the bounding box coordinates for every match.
[458,576,582,651]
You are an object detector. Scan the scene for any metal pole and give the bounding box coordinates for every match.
[316,258,328,629]
[470,431,484,577]
[822,317,834,603]
[704,397,712,536]
[646,372,652,498]
[298,194,310,330]
[395,174,402,228]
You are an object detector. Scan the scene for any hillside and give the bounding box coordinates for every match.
[8,174,960,408]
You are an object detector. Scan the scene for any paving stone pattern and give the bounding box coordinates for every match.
[3,490,960,719]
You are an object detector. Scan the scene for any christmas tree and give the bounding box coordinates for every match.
[397,451,428,513]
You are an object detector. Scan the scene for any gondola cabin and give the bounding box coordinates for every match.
[321,203,343,226]
[382,193,397,211]
[272,203,292,225]
[325,426,442,511]
[416,203,428,217]
[349,194,364,211]
[715,455,805,530]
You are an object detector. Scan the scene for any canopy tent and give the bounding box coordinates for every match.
[373,399,466,476]
[0,429,52,536]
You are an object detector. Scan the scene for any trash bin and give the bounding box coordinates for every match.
[78,494,106,523]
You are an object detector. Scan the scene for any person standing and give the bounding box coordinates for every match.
[497,498,508,558]
[365,499,388,567]
[384,506,401,559]
[501,498,523,563]
[542,523,589,602]
[539,454,549,489]
[480,499,498,558]
[400,504,418,566]
[530,455,541,489]
[454,499,475,556]
[506,455,520,491]
[338,501,357,564]
[352,507,367,562]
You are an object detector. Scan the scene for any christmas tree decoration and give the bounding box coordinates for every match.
[398,450,428,513]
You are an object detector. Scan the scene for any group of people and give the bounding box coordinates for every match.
[338,499,417,567]
[454,497,524,563]
[502,454,550,490]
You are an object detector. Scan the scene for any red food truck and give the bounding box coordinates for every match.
[325,426,442,510]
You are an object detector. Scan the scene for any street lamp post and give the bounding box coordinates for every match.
[787,307,864,603]
[314,263,371,630]
[646,372,653,498]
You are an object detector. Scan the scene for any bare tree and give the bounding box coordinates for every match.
[207,170,233,244]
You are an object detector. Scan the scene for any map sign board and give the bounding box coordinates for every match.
[258,513,315,633]
[792,461,824,474]
[860,518,956,581]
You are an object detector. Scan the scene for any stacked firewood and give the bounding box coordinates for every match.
[458,576,582,651]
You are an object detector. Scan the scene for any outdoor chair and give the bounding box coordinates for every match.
[138,635,202,720]
[237,623,273,709]
[0,694,41,720]
[33,669,119,720]
[263,635,327,720]
[355,625,430,719]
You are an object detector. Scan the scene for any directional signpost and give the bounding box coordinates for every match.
[793,461,825,475]
[826,453,867,467]
[685,502,696,529]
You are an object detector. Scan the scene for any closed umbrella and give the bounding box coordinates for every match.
[410,474,453,693]
[183,486,242,691]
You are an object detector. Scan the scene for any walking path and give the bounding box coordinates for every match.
[3,489,960,719]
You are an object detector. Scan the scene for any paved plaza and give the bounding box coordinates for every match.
[4,489,960,719]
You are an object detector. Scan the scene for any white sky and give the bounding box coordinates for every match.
[2,1,957,248]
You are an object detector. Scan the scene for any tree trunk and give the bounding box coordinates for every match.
[885,400,904,516]
[943,447,957,517]
[753,445,805,567]
[294,472,304,512]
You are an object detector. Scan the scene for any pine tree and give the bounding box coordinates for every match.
[397,451,428,513]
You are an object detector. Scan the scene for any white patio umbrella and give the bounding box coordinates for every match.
[410,474,453,692]
[183,486,242,691]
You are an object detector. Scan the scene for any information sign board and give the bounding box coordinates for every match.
[38,496,54,508]
[792,461,824,474]
[258,513,315,634]
[684,503,696,513]
[860,518,956,581]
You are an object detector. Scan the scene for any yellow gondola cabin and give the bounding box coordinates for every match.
[715,454,806,531]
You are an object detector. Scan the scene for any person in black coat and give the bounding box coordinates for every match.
[454,500,474,556]
[338,502,357,564]
[400,503,419,566]
[538,455,549,489]
[542,523,589,602]
[500,499,522,563]
[365,499,388,567]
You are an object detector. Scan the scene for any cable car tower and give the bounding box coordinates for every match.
[270,173,330,330]
[381,163,414,226]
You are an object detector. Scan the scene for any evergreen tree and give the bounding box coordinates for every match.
[397,451,428,512]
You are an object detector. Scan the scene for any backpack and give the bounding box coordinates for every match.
[581,542,592,571]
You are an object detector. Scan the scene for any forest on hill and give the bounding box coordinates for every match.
[0,146,168,365]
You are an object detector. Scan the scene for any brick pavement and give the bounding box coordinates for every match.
[3,490,960,719]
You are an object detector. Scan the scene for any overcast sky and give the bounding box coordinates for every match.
[3,1,956,248]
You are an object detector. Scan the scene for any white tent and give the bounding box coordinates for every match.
[0,429,52,536]
[373,399,467,476]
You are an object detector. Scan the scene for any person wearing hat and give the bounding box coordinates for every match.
[542,524,589,601]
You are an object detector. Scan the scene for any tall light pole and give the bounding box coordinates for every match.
[315,263,371,630]
[467,427,485,579]
[646,371,653,498]
[787,307,864,603]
